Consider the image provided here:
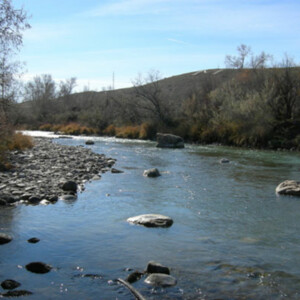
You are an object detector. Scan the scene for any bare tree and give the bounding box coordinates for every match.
[132,70,172,126]
[225,44,252,69]
[23,74,57,122]
[58,77,77,97]
[0,0,30,115]
[250,51,273,69]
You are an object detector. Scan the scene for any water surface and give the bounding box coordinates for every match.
[1,132,300,299]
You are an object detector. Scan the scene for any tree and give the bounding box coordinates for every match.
[225,44,251,69]
[58,77,77,97]
[23,74,56,122]
[0,0,30,116]
[132,70,172,126]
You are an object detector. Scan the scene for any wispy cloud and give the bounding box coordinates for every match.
[85,0,173,17]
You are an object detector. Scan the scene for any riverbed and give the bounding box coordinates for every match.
[1,131,300,299]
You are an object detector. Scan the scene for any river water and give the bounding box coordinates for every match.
[1,132,300,299]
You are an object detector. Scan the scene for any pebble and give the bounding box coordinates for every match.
[0,138,115,206]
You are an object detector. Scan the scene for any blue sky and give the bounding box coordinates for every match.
[14,0,300,91]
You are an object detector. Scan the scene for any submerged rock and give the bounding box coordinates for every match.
[25,262,52,274]
[146,261,170,275]
[144,273,177,287]
[1,290,33,297]
[127,214,173,228]
[85,140,95,145]
[156,133,184,149]
[143,168,160,177]
[27,237,40,244]
[276,180,300,197]
[0,233,12,245]
[111,168,124,174]
[1,279,21,290]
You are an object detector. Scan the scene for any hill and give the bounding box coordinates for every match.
[16,67,300,150]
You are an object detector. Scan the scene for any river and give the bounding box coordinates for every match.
[1,132,300,299]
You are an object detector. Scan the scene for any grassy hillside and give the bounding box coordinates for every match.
[16,67,300,150]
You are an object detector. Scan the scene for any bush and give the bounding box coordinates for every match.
[8,132,34,151]
[103,124,116,136]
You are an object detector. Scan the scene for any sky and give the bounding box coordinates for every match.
[14,0,300,92]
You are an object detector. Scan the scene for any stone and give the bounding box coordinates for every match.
[59,194,77,201]
[156,133,184,149]
[143,168,160,178]
[27,196,41,204]
[276,180,300,197]
[220,158,230,163]
[126,271,144,284]
[2,290,33,297]
[85,140,95,145]
[0,233,12,245]
[127,214,173,228]
[27,237,40,244]
[0,199,7,206]
[111,168,124,174]
[1,279,21,290]
[62,181,77,193]
[144,273,177,287]
[146,261,170,275]
[25,262,52,274]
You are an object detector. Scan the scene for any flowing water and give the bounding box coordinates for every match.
[1,132,300,299]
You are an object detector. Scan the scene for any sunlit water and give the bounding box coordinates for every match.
[1,131,300,299]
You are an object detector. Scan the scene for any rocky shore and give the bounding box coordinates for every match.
[0,137,116,206]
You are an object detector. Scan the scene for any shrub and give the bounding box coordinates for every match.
[39,123,53,131]
[8,132,34,151]
[115,126,140,139]
[103,124,116,136]
[139,123,156,140]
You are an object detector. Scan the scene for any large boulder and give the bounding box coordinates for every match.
[156,133,184,148]
[144,273,177,287]
[276,180,300,196]
[143,168,160,177]
[127,214,173,228]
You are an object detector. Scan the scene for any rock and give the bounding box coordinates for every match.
[127,214,173,228]
[276,180,300,197]
[2,290,33,297]
[156,133,184,149]
[92,175,101,180]
[59,194,77,201]
[25,262,52,274]
[27,196,41,204]
[62,181,77,193]
[143,168,160,178]
[0,233,12,245]
[126,271,144,284]
[144,273,177,287]
[85,140,95,145]
[27,237,40,244]
[111,168,124,174]
[1,279,21,290]
[146,261,170,275]
[220,158,230,163]
[0,199,7,206]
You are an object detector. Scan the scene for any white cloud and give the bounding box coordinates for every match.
[85,0,173,16]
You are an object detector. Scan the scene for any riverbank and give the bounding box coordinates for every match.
[0,137,115,206]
